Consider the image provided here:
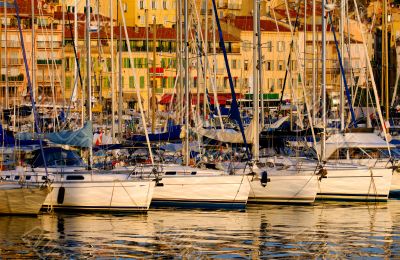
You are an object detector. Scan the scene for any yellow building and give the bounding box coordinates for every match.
[0,1,63,109]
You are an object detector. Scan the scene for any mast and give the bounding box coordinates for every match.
[97,0,102,124]
[312,0,316,125]
[252,0,259,161]
[196,21,201,123]
[62,0,66,111]
[179,0,184,125]
[321,0,326,160]
[340,0,344,130]
[383,0,389,120]
[86,0,93,167]
[110,0,115,141]
[75,0,83,126]
[212,3,221,129]
[151,18,156,133]
[118,12,123,136]
[146,8,150,122]
[203,0,208,122]
[4,0,8,109]
[31,0,35,103]
[184,0,189,166]
[258,0,263,129]
[176,0,181,124]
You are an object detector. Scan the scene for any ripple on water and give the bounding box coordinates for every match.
[0,202,400,258]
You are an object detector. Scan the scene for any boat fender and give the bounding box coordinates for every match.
[57,187,65,204]
[151,167,164,186]
[260,171,270,187]
[317,168,328,180]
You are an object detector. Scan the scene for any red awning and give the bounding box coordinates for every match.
[159,94,175,105]
[159,93,243,106]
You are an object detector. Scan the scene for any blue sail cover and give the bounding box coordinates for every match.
[0,124,46,147]
[45,121,93,148]
[127,124,182,142]
[0,124,15,145]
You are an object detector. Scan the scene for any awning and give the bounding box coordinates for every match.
[159,94,176,105]
[123,92,139,101]
[159,93,244,106]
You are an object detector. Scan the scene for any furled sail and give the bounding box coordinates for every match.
[195,119,255,144]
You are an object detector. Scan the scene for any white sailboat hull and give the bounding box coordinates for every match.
[317,167,393,201]
[216,163,318,204]
[44,180,154,212]
[0,170,155,212]
[389,171,400,196]
[246,174,318,204]
[0,183,50,214]
[116,165,250,209]
[151,175,250,209]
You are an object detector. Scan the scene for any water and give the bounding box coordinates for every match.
[2,201,400,259]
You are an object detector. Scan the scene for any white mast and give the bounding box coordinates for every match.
[258,0,264,129]
[321,0,326,160]
[118,13,123,136]
[86,0,92,167]
[110,0,115,141]
[184,0,189,166]
[62,0,66,110]
[312,0,316,125]
[4,0,8,109]
[146,8,150,121]
[203,0,208,122]
[252,0,259,161]
[31,0,35,103]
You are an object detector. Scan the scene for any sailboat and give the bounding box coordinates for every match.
[107,0,250,210]
[269,0,394,201]
[0,0,51,214]
[0,0,156,213]
[194,0,319,204]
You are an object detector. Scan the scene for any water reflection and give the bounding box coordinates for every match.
[1,201,400,258]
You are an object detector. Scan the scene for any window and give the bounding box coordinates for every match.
[277,41,285,52]
[291,60,297,71]
[152,0,156,9]
[193,77,197,88]
[129,76,135,88]
[277,78,284,89]
[244,60,249,71]
[266,41,272,52]
[268,79,275,92]
[104,77,110,89]
[140,76,145,88]
[161,58,167,68]
[265,60,274,71]
[231,59,237,69]
[65,57,71,71]
[162,77,167,88]
[139,0,144,9]
[65,76,71,89]
[242,40,251,52]
[163,0,167,9]
[123,58,131,68]
[224,77,228,88]
[277,60,285,71]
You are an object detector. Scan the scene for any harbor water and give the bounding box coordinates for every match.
[2,201,400,258]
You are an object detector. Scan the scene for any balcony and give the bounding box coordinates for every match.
[37,59,62,65]
[1,58,23,66]
[37,41,62,49]
[0,74,24,82]
[1,41,20,48]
